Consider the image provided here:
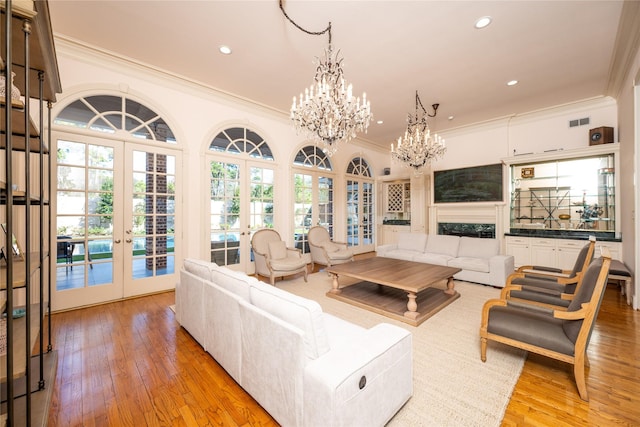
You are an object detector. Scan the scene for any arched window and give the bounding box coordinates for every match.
[292,146,334,253]
[54,95,176,143]
[207,126,275,268]
[346,157,372,177]
[209,127,274,160]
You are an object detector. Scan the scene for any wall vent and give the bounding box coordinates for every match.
[569,117,590,127]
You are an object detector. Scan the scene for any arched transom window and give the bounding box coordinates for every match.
[54,95,176,143]
[209,127,274,160]
[346,157,372,177]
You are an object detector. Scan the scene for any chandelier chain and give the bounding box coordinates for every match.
[279,0,332,45]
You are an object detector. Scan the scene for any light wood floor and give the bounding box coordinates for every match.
[47,275,639,426]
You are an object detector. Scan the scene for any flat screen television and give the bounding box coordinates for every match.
[434,163,503,203]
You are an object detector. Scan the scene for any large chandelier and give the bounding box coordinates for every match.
[280,1,372,156]
[391,91,446,174]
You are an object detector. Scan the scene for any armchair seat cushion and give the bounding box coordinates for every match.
[487,305,573,355]
[320,241,342,252]
[328,249,355,261]
[269,257,306,271]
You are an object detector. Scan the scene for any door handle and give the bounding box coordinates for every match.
[125,238,132,243]
[114,239,121,244]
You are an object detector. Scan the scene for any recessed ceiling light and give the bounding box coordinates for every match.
[448,116,454,121]
[377,120,384,125]
[219,45,232,55]
[507,80,519,86]
[474,16,492,29]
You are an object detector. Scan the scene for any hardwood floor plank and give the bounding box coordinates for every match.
[47,281,639,426]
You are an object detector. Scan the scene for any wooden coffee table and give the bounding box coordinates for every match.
[326,257,461,326]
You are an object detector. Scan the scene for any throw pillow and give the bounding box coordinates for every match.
[268,240,288,260]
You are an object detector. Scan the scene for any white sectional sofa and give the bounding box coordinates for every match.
[377,233,514,288]
[175,258,413,427]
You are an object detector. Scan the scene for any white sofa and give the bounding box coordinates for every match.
[377,233,514,288]
[175,258,413,427]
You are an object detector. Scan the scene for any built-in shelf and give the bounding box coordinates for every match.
[0,304,42,382]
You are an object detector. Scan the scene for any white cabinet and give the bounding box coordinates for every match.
[381,225,410,245]
[409,175,428,233]
[505,236,622,268]
[385,182,408,212]
[530,239,557,267]
[505,236,531,267]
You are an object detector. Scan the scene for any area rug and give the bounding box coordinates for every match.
[276,273,526,427]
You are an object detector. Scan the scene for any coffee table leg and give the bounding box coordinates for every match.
[329,273,341,294]
[444,277,456,295]
[404,292,419,320]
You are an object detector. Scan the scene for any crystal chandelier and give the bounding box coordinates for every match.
[280,1,372,157]
[391,91,446,174]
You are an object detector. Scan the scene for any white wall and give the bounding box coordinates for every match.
[50,40,631,284]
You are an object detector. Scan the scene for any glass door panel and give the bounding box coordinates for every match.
[125,146,178,296]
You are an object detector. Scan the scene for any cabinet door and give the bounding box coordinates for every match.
[506,237,530,267]
[530,239,557,268]
[386,183,405,212]
[556,240,583,270]
[597,242,621,260]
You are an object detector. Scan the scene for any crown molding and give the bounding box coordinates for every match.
[606,1,640,97]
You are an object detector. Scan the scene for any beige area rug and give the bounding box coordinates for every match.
[276,273,526,427]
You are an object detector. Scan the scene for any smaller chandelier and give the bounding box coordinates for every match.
[391,91,446,174]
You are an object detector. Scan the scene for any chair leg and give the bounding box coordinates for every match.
[270,274,275,286]
[303,267,308,283]
[480,337,488,362]
[574,354,589,401]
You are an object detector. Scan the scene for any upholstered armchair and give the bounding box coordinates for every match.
[251,228,308,286]
[500,237,596,309]
[307,226,354,270]
[480,250,611,401]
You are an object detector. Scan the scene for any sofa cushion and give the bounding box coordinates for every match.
[384,250,419,262]
[249,284,330,359]
[448,257,491,273]
[412,252,454,266]
[210,266,253,301]
[425,234,460,257]
[269,240,288,260]
[397,232,427,253]
[183,258,217,282]
[458,237,499,259]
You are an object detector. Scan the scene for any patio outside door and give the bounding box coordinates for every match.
[52,136,180,311]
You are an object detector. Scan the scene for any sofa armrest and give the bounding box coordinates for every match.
[303,323,412,427]
[376,243,398,257]
[489,255,515,288]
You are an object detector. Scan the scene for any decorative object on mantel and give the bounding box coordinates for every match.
[279,0,372,157]
[390,91,446,175]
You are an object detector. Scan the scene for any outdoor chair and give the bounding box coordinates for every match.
[307,225,354,271]
[251,228,308,286]
[57,236,73,273]
[480,249,611,401]
[500,237,596,309]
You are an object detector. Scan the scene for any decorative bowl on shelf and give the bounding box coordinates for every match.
[559,214,571,220]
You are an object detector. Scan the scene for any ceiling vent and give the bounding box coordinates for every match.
[569,117,590,128]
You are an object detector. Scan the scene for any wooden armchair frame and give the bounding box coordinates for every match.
[480,250,611,401]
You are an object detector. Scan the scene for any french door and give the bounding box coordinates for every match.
[209,157,274,273]
[52,135,181,311]
[293,171,334,254]
[346,178,375,253]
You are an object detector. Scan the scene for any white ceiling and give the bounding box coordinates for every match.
[47,0,626,149]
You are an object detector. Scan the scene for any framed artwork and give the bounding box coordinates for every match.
[1,223,23,259]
